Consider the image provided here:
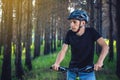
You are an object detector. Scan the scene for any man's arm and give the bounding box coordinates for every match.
[52,44,68,70]
[94,37,109,71]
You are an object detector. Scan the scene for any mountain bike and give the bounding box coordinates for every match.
[50,65,94,80]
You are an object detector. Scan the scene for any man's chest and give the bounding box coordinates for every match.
[69,34,93,49]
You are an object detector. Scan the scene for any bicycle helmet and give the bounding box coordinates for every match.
[68,10,89,23]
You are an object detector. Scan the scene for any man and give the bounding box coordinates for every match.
[52,10,109,80]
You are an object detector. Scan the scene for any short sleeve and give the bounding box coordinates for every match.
[63,31,70,45]
[90,28,102,41]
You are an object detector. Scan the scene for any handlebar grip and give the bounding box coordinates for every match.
[50,66,53,69]
[50,66,67,72]
[58,67,67,72]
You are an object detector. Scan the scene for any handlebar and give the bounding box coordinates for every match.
[50,65,95,73]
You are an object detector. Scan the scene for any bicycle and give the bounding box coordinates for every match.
[50,65,95,80]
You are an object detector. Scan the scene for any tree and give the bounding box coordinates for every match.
[58,0,69,43]
[25,0,32,70]
[1,0,13,80]
[108,0,114,62]
[95,0,102,55]
[43,0,53,55]
[0,0,5,56]
[89,0,95,28]
[14,0,24,79]
[33,0,42,58]
[0,17,1,55]
[0,20,1,55]
[116,0,120,78]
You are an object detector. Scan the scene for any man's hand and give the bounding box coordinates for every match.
[52,64,60,71]
[94,62,103,71]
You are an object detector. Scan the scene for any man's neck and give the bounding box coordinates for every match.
[76,26,85,36]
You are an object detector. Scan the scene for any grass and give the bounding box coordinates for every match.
[0,48,119,80]
[23,54,59,80]
[21,48,119,80]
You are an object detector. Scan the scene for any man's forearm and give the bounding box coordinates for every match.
[55,44,68,65]
[55,51,66,65]
[97,45,109,64]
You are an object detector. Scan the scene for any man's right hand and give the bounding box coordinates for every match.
[52,64,60,71]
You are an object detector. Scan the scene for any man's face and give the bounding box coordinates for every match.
[70,19,81,32]
[69,19,85,32]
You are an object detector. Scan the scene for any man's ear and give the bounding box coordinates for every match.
[81,21,86,26]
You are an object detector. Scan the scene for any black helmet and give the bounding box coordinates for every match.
[68,10,89,23]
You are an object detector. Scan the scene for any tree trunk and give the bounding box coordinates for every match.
[25,0,32,70]
[50,15,54,53]
[57,28,62,47]
[116,0,120,78]
[90,0,95,28]
[108,0,114,62]
[15,0,24,79]
[33,0,41,58]
[0,0,5,56]
[1,0,13,80]
[34,20,41,58]
[96,0,102,55]
[44,26,51,55]
[0,27,1,55]
[0,22,1,55]
[53,27,57,52]
[50,13,57,53]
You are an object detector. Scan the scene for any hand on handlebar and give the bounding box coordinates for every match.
[50,64,104,72]
[51,64,60,71]
[50,65,95,73]
[94,62,104,71]
[50,66,67,72]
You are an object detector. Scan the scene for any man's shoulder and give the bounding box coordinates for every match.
[86,27,94,30]
[67,29,74,34]
[86,27,96,32]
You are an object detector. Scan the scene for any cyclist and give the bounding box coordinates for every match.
[52,9,109,80]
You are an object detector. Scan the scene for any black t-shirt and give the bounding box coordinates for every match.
[64,27,101,68]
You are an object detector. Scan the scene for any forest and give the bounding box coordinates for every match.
[0,0,120,80]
